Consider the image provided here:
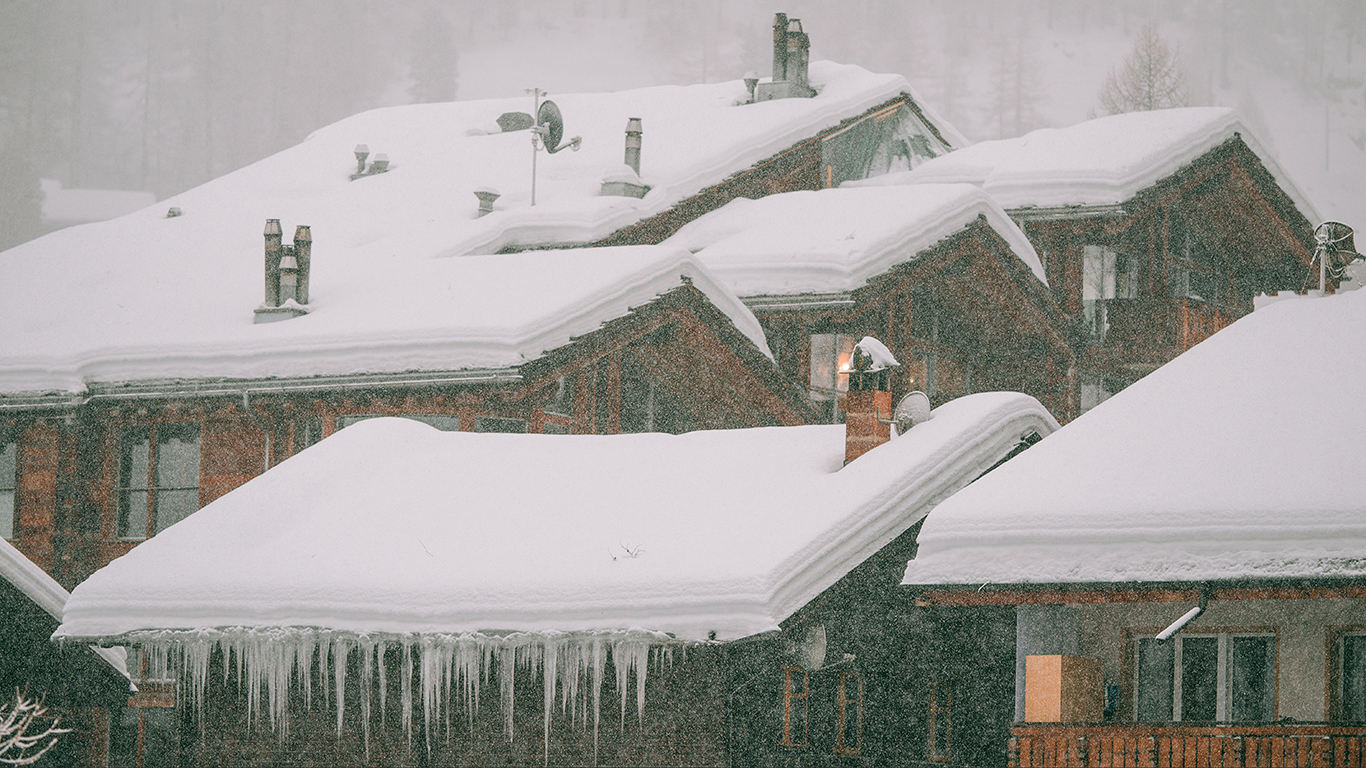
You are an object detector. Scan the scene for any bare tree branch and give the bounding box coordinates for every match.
[1098,23,1189,115]
[0,691,71,766]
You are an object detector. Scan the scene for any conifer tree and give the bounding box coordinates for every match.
[1097,23,1189,114]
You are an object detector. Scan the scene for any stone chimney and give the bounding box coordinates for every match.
[755,13,816,102]
[254,219,312,324]
[293,225,312,305]
[844,337,900,464]
[624,117,643,176]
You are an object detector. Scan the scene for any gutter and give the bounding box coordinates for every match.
[742,292,856,312]
[0,368,524,410]
[1006,204,1128,222]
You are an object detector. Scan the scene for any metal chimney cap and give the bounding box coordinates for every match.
[354,143,369,155]
[293,225,311,242]
[787,18,803,33]
[264,219,282,235]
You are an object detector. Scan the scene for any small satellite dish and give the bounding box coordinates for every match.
[1315,221,1364,270]
[538,101,564,152]
[893,391,932,435]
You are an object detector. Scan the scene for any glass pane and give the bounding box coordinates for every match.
[152,489,198,535]
[0,490,13,540]
[406,415,460,431]
[119,490,149,539]
[155,425,200,489]
[1230,636,1275,721]
[475,417,527,434]
[1115,253,1140,299]
[1345,635,1366,722]
[0,439,15,489]
[120,426,152,490]
[1181,637,1219,721]
[1136,639,1174,722]
[296,417,322,450]
[142,707,180,767]
[546,374,576,416]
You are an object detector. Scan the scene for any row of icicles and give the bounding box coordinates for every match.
[125,627,688,765]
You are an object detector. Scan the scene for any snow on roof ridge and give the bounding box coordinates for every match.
[0,538,129,680]
[56,392,1056,643]
[868,107,1319,222]
[667,184,1046,294]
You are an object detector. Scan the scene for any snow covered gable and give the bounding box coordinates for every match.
[663,184,1076,420]
[903,289,1366,589]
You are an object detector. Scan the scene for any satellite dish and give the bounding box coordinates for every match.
[538,101,564,152]
[893,391,932,436]
[1315,221,1364,271]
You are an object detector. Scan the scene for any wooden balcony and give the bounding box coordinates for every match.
[1010,723,1366,768]
[1094,298,1243,365]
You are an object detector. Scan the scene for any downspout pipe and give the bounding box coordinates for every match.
[1155,589,1211,640]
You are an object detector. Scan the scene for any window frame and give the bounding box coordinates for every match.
[0,428,16,540]
[1133,630,1277,723]
[780,665,810,748]
[834,670,863,756]
[116,423,202,541]
[927,680,952,764]
[1332,628,1366,722]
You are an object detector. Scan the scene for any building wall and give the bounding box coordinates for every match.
[1017,597,1366,723]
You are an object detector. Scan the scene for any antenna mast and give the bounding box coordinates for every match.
[525,87,547,207]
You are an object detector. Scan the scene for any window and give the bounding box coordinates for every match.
[1135,633,1275,722]
[809,334,857,421]
[834,671,863,756]
[927,681,952,763]
[780,666,809,747]
[545,375,576,417]
[475,417,527,433]
[118,424,201,540]
[1082,245,1139,341]
[112,649,179,768]
[820,102,947,187]
[338,414,460,431]
[619,354,692,434]
[0,433,14,540]
[1339,632,1366,722]
[1168,215,1221,304]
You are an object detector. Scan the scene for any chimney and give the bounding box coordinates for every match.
[354,144,369,176]
[278,245,299,304]
[293,225,312,305]
[772,13,789,83]
[844,337,901,464]
[786,19,810,89]
[263,218,283,307]
[474,187,501,217]
[624,118,642,176]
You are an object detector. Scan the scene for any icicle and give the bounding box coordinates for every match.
[541,635,559,767]
[591,637,605,763]
[333,637,350,739]
[419,635,440,759]
[297,636,314,713]
[377,640,388,729]
[359,639,373,763]
[498,644,516,742]
[401,640,414,748]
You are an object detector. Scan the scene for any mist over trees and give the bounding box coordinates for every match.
[1098,23,1188,114]
[2,0,1366,251]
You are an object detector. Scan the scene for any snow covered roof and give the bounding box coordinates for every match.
[664,184,1046,296]
[0,243,765,396]
[57,392,1055,644]
[903,289,1366,588]
[40,179,157,225]
[0,538,128,681]
[0,62,951,399]
[859,107,1319,221]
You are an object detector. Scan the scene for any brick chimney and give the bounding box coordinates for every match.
[254,219,312,324]
[844,337,900,464]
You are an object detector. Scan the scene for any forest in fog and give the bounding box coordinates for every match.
[3,0,1365,251]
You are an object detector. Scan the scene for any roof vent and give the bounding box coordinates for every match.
[165,207,182,218]
[254,220,313,324]
[755,13,815,102]
[600,119,650,198]
[474,187,501,217]
[349,147,391,180]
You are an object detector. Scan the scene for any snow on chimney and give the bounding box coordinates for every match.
[844,337,900,465]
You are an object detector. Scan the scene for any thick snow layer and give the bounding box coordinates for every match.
[904,289,1366,587]
[57,392,1054,644]
[859,107,1320,220]
[0,244,766,395]
[39,179,157,225]
[664,184,1046,295]
[1,62,925,396]
[0,538,128,681]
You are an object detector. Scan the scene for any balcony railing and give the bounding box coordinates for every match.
[1010,723,1366,768]
[1090,299,1243,358]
